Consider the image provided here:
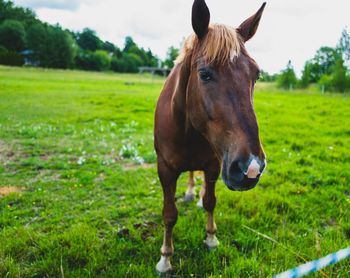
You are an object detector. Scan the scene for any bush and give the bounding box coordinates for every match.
[332,59,349,92]
[75,50,110,71]
[0,45,8,54]
[0,51,24,66]
[318,74,333,91]
[111,53,143,73]
[317,59,350,92]
[75,50,94,70]
[92,50,110,71]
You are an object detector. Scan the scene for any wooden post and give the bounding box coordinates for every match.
[322,85,325,95]
[151,70,155,84]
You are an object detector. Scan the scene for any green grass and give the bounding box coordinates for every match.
[0,65,349,277]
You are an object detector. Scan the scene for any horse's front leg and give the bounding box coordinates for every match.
[203,168,220,250]
[156,160,180,274]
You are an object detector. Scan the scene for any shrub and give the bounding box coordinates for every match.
[318,59,350,92]
[111,53,143,73]
[75,50,111,71]
[0,45,8,54]
[0,51,24,66]
[332,59,349,92]
[92,50,110,71]
[318,74,333,91]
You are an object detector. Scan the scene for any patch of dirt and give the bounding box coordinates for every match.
[0,139,25,164]
[0,139,7,152]
[26,170,61,185]
[123,163,156,171]
[133,221,158,241]
[117,228,129,238]
[0,186,22,196]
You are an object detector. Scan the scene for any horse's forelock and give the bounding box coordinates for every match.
[175,24,242,66]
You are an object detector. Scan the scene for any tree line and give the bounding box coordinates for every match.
[276,29,350,92]
[0,0,178,72]
[1,0,349,92]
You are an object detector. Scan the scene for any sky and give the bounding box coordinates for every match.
[12,0,350,76]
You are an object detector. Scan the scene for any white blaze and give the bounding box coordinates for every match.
[245,159,260,179]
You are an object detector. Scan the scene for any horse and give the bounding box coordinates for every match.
[154,0,266,273]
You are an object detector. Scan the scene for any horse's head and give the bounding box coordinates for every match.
[184,0,266,191]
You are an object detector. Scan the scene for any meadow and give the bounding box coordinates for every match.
[0,65,350,277]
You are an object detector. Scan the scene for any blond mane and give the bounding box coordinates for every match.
[175,24,242,65]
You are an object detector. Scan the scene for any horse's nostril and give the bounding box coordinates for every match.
[229,159,245,182]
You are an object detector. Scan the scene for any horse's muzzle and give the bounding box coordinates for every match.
[222,153,266,191]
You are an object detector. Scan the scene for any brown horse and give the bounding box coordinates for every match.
[154,0,266,273]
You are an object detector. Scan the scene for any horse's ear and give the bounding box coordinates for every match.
[192,0,210,40]
[237,2,266,42]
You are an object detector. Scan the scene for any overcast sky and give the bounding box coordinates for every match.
[13,0,350,76]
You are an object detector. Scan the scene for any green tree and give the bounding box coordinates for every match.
[318,59,350,93]
[77,28,102,51]
[27,23,76,68]
[0,19,26,51]
[277,60,298,89]
[300,62,312,87]
[307,62,323,83]
[123,36,137,52]
[337,28,350,63]
[102,41,115,53]
[26,23,47,63]
[164,46,179,69]
[128,45,148,65]
[113,47,122,59]
[0,0,37,28]
[51,26,77,68]
[314,47,341,75]
[146,49,158,67]
[332,58,349,92]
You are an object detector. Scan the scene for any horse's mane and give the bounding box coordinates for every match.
[175,24,241,65]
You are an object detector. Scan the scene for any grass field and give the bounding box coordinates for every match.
[0,65,350,277]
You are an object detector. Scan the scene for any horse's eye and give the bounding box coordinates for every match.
[256,71,261,82]
[199,70,212,82]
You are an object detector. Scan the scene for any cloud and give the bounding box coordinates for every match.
[11,0,350,75]
[13,0,92,11]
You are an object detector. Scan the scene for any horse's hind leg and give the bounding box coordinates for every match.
[156,160,180,274]
[203,168,220,250]
[197,171,205,208]
[184,171,196,202]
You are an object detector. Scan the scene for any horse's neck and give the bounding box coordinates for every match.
[171,61,191,131]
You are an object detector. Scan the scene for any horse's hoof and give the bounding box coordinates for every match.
[156,256,172,275]
[197,197,203,208]
[184,193,196,202]
[204,234,219,251]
